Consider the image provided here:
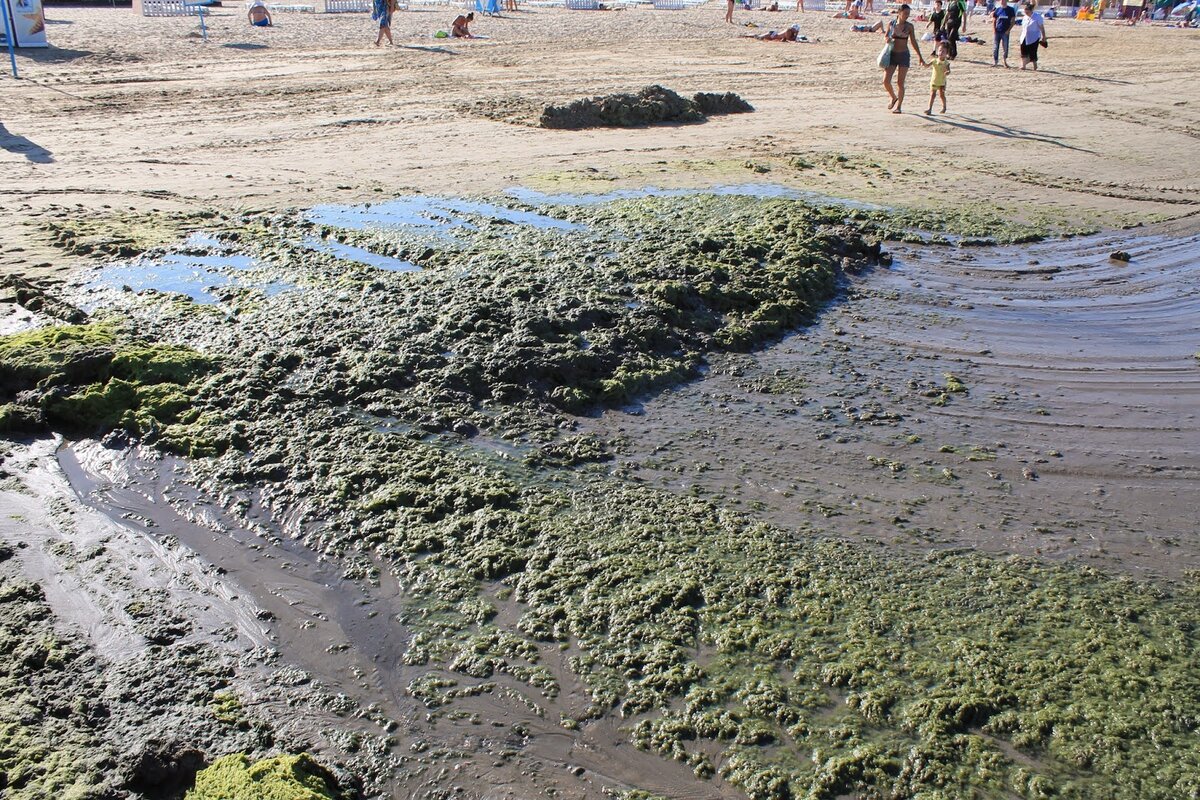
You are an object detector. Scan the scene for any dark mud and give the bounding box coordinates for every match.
[3,193,1199,800]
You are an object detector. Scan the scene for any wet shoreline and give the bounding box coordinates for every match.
[2,193,1199,799]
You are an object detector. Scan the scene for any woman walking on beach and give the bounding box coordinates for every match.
[1019,1,1047,70]
[373,0,397,46]
[880,4,925,114]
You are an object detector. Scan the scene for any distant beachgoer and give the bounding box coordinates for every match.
[841,0,866,17]
[880,4,925,114]
[452,11,475,37]
[373,0,397,45]
[1019,2,1047,69]
[505,0,517,10]
[248,0,272,26]
[928,0,946,33]
[853,20,885,29]
[744,23,800,38]
[925,40,951,113]
[726,0,735,23]
[943,0,963,55]
[991,0,1016,66]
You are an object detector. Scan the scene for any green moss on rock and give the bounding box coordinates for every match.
[185,754,339,800]
[0,323,219,445]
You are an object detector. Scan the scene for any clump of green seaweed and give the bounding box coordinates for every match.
[0,322,234,454]
[186,754,342,800]
[539,85,752,130]
[17,192,1200,799]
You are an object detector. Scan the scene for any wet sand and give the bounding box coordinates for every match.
[586,225,1200,578]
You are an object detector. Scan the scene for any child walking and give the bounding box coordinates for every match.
[925,41,951,114]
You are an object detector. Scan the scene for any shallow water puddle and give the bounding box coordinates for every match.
[302,236,421,272]
[85,252,293,306]
[507,183,887,211]
[306,195,582,233]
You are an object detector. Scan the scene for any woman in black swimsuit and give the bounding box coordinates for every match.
[881,4,926,114]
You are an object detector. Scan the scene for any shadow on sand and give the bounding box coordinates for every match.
[0,123,54,163]
[919,114,1097,153]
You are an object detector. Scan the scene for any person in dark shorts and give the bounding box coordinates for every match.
[880,4,926,114]
[1019,2,1046,70]
[928,0,946,35]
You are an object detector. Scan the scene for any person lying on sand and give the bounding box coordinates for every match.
[452,11,475,37]
[852,20,884,30]
[247,0,272,26]
[743,23,801,39]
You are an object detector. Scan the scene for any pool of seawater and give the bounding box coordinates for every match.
[302,237,421,272]
[306,196,582,233]
[505,184,887,211]
[85,253,293,307]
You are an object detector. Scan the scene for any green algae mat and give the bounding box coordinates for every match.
[3,193,1199,800]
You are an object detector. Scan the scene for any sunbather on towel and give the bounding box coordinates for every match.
[745,23,800,39]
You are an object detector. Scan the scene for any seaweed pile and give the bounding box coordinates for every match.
[540,85,753,130]
[2,193,1199,799]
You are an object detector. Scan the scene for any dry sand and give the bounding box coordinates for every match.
[0,2,1198,277]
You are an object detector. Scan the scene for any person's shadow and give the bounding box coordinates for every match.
[0,123,54,163]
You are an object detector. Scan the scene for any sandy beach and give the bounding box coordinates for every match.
[2,4,1200,800]
[1,2,1198,274]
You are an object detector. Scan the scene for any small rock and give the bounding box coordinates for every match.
[1109,250,1131,262]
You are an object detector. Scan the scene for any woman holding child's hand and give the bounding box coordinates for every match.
[881,4,925,114]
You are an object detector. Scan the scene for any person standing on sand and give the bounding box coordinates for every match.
[925,40,951,113]
[881,4,926,114]
[1019,2,1047,69]
[928,0,946,36]
[991,0,1017,66]
[943,0,963,57]
[373,0,397,46]
[726,0,735,24]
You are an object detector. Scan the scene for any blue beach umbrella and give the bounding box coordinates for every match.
[1,0,19,78]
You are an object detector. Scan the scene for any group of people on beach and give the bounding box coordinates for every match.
[369,0,476,45]
[875,0,1048,115]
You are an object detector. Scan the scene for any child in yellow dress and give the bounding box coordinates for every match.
[925,41,951,114]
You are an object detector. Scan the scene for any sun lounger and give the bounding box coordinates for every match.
[325,0,371,11]
[566,0,602,8]
[142,0,203,16]
[267,3,316,10]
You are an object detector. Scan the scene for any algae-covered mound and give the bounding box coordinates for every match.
[263,195,877,425]
[0,574,109,800]
[187,754,342,800]
[0,322,223,451]
[540,85,752,129]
